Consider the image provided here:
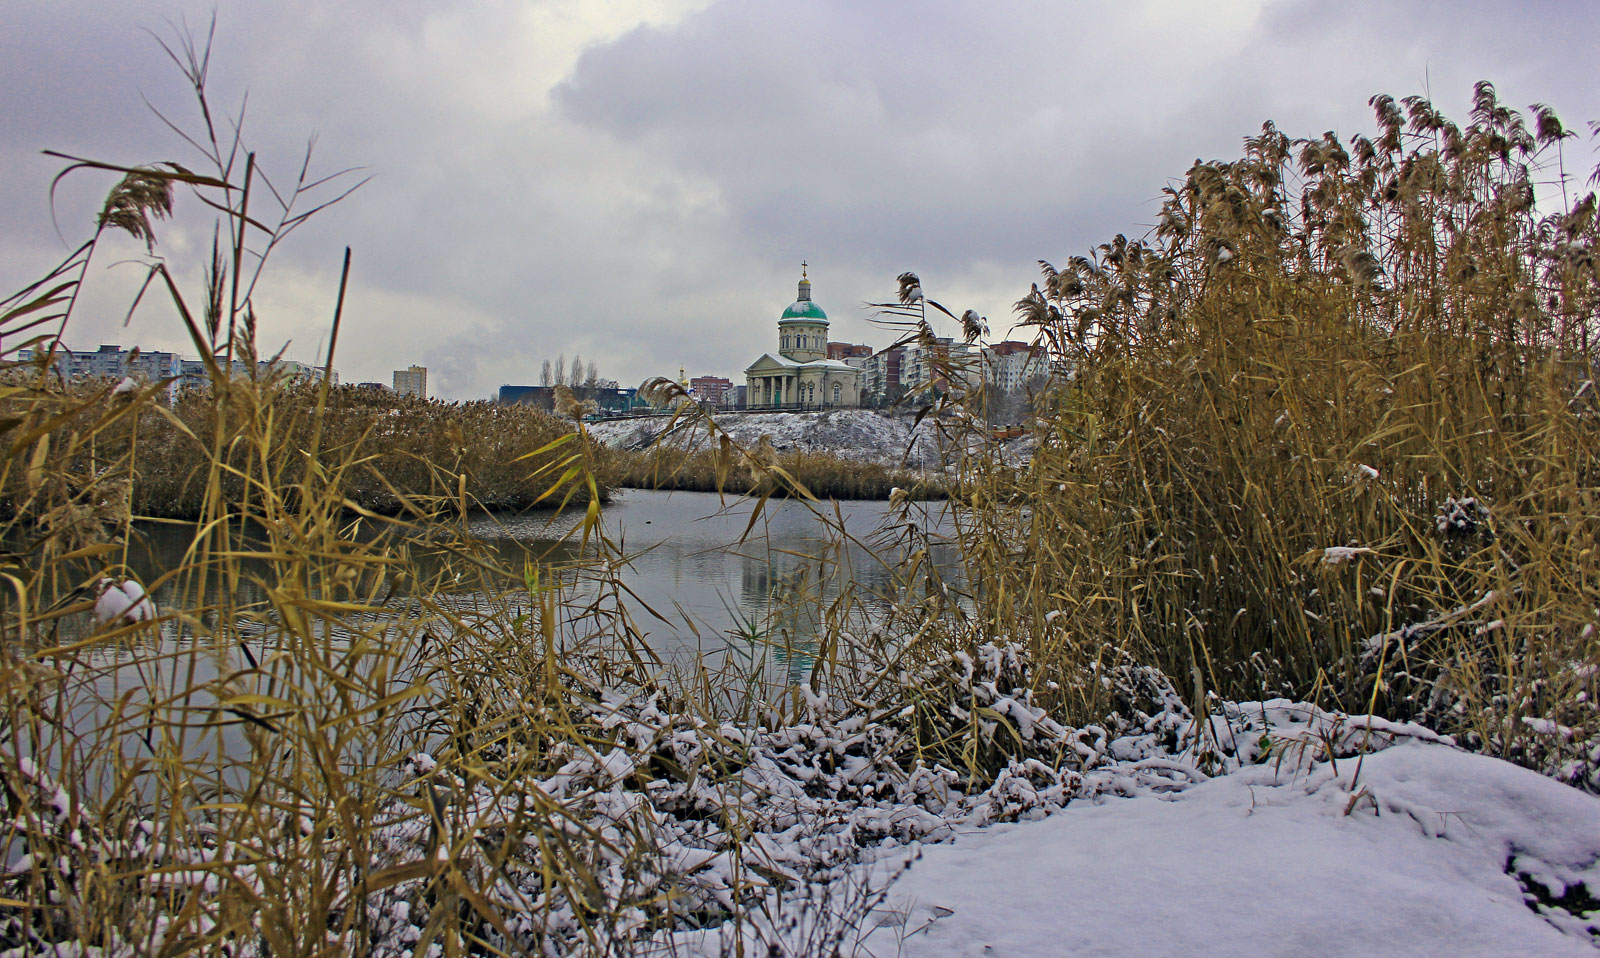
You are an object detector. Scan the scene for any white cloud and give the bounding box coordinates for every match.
[5,0,1598,398]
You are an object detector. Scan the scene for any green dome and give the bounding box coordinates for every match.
[780,300,828,322]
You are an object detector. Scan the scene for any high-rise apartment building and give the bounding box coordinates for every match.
[393,365,427,399]
[16,343,331,399]
[690,375,734,406]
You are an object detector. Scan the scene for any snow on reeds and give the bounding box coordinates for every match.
[947,81,1600,791]
[1,38,1598,955]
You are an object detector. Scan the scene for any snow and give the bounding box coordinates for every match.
[588,409,959,469]
[92,577,156,626]
[862,743,1600,957]
[11,632,1598,956]
[1321,545,1375,564]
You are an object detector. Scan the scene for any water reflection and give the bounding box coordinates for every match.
[68,490,960,693]
[468,489,961,683]
[35,490,957,784]
[106,492,956,658]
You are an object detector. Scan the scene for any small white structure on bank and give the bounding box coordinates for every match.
[743,265,862,409]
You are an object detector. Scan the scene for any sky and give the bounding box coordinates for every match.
[4,1,1598,399]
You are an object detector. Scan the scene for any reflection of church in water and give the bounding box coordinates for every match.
[743,265,864,409]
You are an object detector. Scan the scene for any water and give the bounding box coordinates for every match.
[98,489,958,662]
[466,489,960,676]
[31,490,959,782]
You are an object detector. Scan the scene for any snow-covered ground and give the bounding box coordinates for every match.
[586,409,967,469]
[859,743,1600,957]
[651,654,1600,957]
[15,645,1596,956]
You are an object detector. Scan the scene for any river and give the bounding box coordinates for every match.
[31,490,961,795]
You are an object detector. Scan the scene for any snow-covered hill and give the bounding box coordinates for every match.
[587,409,960,469]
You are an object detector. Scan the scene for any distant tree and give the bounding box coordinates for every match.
[585,360,599,388]
[984,385,1027,425]
[570,354,584,388]
[554,352,566,386]
[540,359,552,387]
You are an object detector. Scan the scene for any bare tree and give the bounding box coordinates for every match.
[570,353,584,388]
[585,360,599,388]
[554,352,566,386]
[540,358,552,387]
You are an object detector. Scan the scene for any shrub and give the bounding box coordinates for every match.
[951,84,1600,782]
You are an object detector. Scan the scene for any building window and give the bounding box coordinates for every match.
[832,382,841,404]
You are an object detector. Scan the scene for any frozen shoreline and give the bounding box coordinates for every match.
[587,408,1004,470]
[12,643,1594,956]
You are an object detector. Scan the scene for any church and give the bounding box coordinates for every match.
[743,265,863,409]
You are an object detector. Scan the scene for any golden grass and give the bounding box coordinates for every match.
[2,51,1598,955]
[942,83,1600,777]
[614,442,944,501]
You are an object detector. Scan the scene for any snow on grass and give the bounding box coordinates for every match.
[587,410,956,469]
[653,668,1600,956]
[9,645,1597,956]
[863,743,1600,957]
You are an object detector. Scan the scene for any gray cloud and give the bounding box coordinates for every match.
[4,0,1598,398]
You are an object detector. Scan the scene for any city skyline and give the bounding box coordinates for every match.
[5,1,1597,400]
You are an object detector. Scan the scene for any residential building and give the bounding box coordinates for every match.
[690,375,734,406]
[13,343,330,399]
[859,346,905,406]
[393,365,427,399]
[982,341,1049,392]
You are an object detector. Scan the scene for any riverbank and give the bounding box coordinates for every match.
[589,408,1003,499]
[0,377,616,521]
[10,640,1596,956]
[587,408,969,470]
[610,445,948,499]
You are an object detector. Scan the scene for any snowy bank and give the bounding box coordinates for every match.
[587,409,960,469]
[10,646,1596,956]
[862,742,1600,957]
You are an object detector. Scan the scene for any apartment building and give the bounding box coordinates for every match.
[393,365,427,399]
[15,343,334,398]
[689,375,734,406]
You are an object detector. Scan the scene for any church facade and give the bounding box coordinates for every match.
[743,267,863,409]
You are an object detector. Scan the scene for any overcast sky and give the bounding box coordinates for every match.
[5,1,1597,399]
